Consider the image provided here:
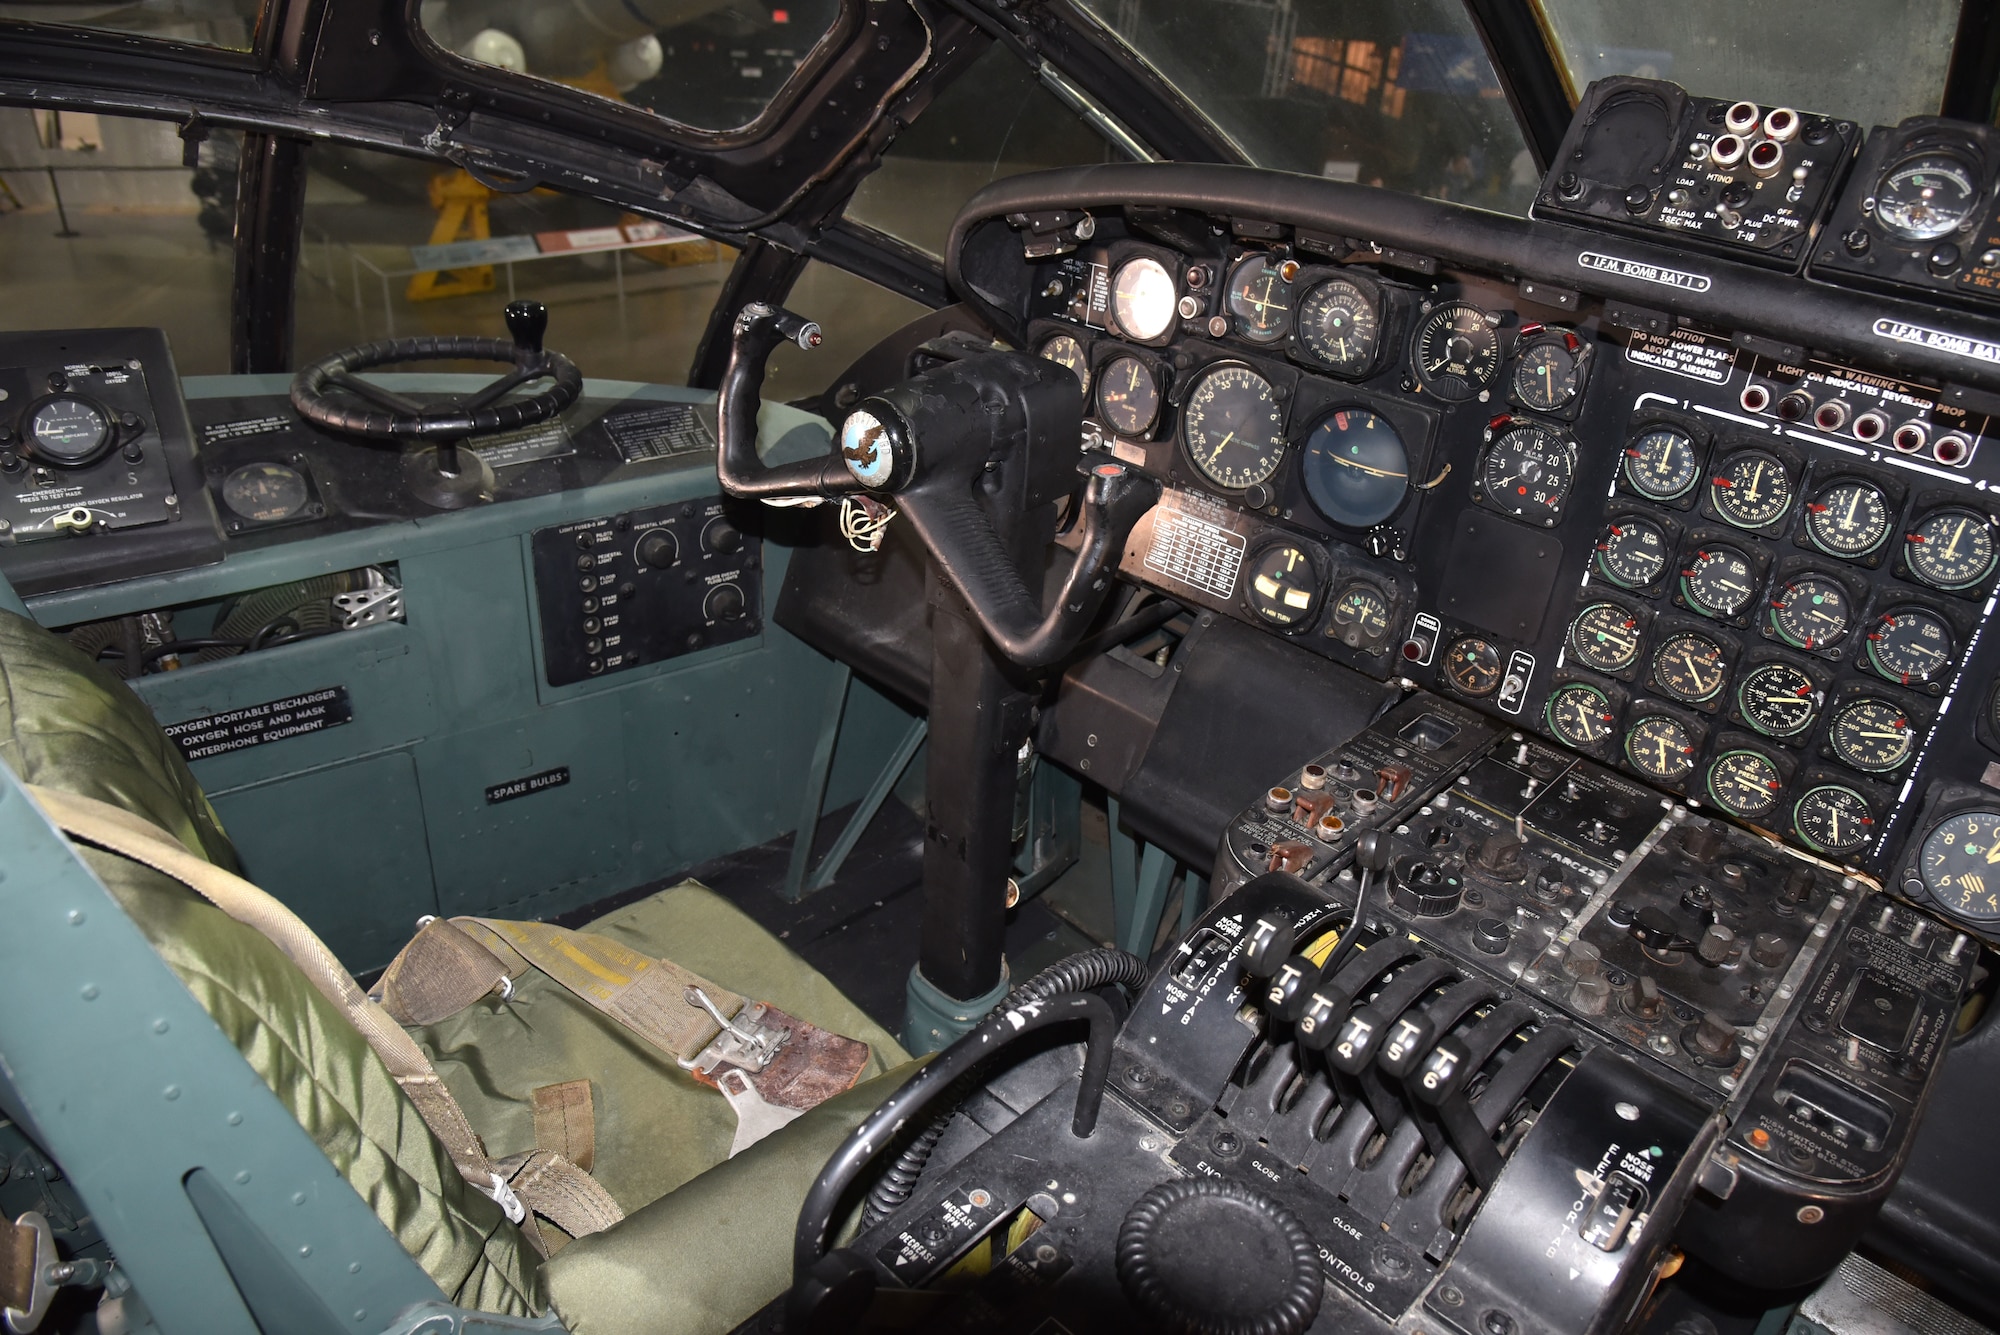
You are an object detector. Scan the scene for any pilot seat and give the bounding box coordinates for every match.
[0,605,916,1333]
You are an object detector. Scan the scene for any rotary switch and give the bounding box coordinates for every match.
[1388,856,1462,917]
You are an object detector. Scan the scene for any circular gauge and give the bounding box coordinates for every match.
[1444,637,1503,697]
[1182,364,1286,490]
[1652,631,1729,705]
[25,394,114,466]
[220,462,310,524]
[1626,715,1697,784]
[1709,451,1794,530]
[1546,682,1617,749]
[1095,356,1160,437]
[1707,750,1783,820]
[1244,543,1321,628]
[1039,334,1089,391]
[1512,337,1583,412]
[1768,575,1851,650]
[1110,256,1177,341]
[1301,408,1408,528]
[1864,606,1955,686]
[1225,255,1294,344]
[1738,661,1821,739]
[1794,784,1873,857]
[1805,478,1893,558]
[1828,698,1916,773]
[1296,277,1380,375]
[1568,602,1643,673]
[1905,507,1997,591]
[1412,302,1501,402]
[1874,152,1981,243]
[1919,810,2000,924]
[1596,516,1672,589]
[1329,583,1390,647]
[1680,546,1758,620]
[1623,425,1700,502]
[1479,423,1574,526]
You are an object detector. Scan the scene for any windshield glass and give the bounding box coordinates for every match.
[419,0,842,132]
[1535,1,1961,132]
[846,44,1128,258]
[1074,0,1537,215]
[0,0,259,49]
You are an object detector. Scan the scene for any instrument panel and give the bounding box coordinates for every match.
[1001,91,2000,945]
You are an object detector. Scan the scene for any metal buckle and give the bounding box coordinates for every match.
[679,989,792,1075]
[715,1068,805,1156]
[3,1213,55,1335]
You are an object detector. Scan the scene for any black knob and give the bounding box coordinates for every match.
[637,530,677,569]
[1116,1179,1323,1335]
[1780,866,1815,905]
[1929,243,1962,277]
[1263,953,1320,1022]
[1842,228,1871,255]
[0,449,19,473]
[1388,856,1461,917]
[1555,172,1581,200]
[1474,832,1527,880]
[706,583,747,621]
[1623,185,1652,213]
[504,300,548,357]
[1472,917,1511,955]
[1242,914,1296,981]
[1681,821,1726,861]
[703,519,744,555]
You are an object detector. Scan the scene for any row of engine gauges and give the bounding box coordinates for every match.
[1602,416,1999,594]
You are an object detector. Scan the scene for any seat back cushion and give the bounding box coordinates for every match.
[0,610,546,1315]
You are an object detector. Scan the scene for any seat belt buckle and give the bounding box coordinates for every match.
[679,987,792,1075]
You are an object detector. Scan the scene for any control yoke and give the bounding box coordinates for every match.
[716,303,1158,669]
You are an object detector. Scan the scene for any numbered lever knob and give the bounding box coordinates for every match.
[1242,914,1297,983]
[504,299,548,360]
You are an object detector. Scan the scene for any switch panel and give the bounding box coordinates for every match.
[531,497,760,687]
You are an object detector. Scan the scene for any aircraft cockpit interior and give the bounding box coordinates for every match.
[6,3,2000,1334]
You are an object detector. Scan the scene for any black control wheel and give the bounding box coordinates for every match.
[288,300,583,508]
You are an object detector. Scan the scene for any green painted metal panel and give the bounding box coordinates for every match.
[24,376,914,975]
[210,751,439,969]
[420,699,633,922]
[133,621,437,795]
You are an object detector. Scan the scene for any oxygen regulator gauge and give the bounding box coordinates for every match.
[21,393,119,468]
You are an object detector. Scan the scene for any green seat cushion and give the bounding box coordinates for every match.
[542,1060,922,1335]
[415,882,911,1213]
